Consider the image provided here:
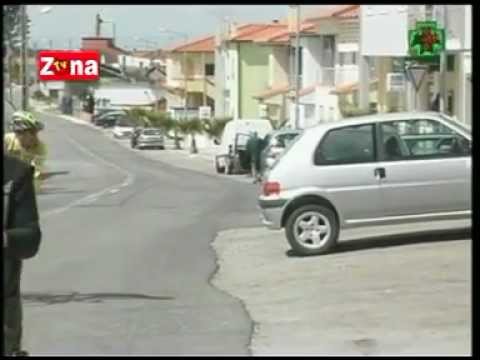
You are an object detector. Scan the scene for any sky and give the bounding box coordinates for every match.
[27,5,296,51]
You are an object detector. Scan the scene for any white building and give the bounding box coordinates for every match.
[93,86,157,114]
[360,5,471,126]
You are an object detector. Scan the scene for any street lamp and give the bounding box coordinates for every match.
[20,4,28,110]
[289,5,301,129]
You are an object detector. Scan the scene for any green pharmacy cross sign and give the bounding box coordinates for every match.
[409,20,446,60]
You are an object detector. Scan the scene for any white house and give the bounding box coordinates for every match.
[118,50,165,70]
[360,5,471,126]
[93,86,157,114]
[287,5,363,126]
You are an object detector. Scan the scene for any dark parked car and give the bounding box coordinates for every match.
[94,110,126,127]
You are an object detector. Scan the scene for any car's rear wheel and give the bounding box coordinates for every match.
[285,204,339,256]
[215,159,225,174]
[225,159,234,175]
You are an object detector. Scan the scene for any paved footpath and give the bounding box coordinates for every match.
[212,220,471,356]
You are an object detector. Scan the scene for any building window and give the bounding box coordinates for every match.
[425,5,434,19]
[447,55,455,72]
[315,124,375,165]
[205,63,215,76]
[447,90,454,115]
[339,52,357,66]
[298,46,303,77]
[392,58,406,72]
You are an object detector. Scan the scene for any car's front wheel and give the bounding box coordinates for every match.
[285,204,339,256]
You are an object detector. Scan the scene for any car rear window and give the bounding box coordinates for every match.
[143,129,163,135]
[315,124,376,165]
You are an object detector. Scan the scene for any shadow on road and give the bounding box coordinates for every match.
[38,188,84,196]
[38,171,70,181]
[22,292,175,306]
[285,228,471,258]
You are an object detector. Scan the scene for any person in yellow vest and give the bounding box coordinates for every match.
[4,111,47,192]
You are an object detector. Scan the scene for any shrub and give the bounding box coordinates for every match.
[202,117,231,142]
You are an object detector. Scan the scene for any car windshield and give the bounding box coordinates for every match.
[438,114,471,135]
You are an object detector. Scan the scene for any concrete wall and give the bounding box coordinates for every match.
[271,46,290,87]
[300,37,323,88]
[238,42,270,118]
[226,45,239,119]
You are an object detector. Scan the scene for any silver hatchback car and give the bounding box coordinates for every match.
[258,112,471,256]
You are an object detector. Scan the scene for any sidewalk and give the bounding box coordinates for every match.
[212,220,471,355]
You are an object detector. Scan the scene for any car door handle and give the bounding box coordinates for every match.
[374,167,386,179]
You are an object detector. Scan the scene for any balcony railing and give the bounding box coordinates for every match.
[296,65,374,90]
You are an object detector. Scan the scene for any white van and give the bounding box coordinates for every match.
[215,119,273,174]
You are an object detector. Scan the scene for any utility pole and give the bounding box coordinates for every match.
[294,5,301,129]
[183,48,188,120]
[20,4,28,111]
[95,14,102,37]
[439,5,448,113]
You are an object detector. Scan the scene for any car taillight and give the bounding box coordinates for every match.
[263,181,281,196]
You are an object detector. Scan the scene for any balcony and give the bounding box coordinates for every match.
[296,65,377,89]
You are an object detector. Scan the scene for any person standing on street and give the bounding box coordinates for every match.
[4,154,42,356]
[4,111,47,193]
[246,131,260,183]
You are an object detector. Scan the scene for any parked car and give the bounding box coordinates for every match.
[215,119,273,175]
[94,110,126,127]
[258,112,471,256]
[260,129,302,177]
[92,108,119,120]
[112,117,135,139]
[131,128,165,149]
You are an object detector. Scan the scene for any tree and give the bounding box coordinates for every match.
[145,111,175,132]
[3,5,21,52]
[124,107,151,127]
[177,118,204,154]
[202,117,231,143]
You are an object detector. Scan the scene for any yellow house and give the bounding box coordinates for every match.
[165,35,216,117]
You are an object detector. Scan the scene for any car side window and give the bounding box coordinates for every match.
[314,124,376,165]
[380,119,470,161]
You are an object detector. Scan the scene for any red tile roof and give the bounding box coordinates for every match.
[256,22,316,44]
[334,5,360,19]
[166,35,215,53]
[331,79,379,94]
[229,24,287,42]
[305,5,360,21]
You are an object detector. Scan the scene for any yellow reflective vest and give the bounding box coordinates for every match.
[4,133,47,191]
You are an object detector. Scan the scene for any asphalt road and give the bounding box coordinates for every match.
[4,99,260,355]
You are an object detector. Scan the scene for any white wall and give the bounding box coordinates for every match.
[361,5,409,56]
[166,57,181,87]
[300,37,322,88]
[226,45,239,118]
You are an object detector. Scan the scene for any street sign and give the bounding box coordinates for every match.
[408,20,445,60]
[198,106,211,119]
[386,72,406,92]
[405,65,428,92]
